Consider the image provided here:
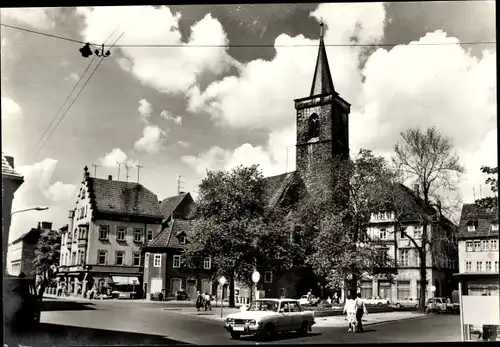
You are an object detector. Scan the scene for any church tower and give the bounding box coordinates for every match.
[294,23,350,206]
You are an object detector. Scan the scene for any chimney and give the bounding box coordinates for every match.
[5,156,14,168]
[413,184,420,196]
[41,222,52,230]
[108,175,112,181]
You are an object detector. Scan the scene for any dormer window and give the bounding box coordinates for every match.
[179,235,186,245]
[467,221,478,232]
[491,223,499,231]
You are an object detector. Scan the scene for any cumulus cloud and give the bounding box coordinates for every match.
[138,98,152,121]
[1,96,22,121]
[160,110,182,125]
[134,125,167,154]
[77,6,238,94]
[1,7,55,30]
[99,148,138,167]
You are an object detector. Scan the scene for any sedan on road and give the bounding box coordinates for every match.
[224,298,315,340]
[425,297,448,314]
[393,297,419,308]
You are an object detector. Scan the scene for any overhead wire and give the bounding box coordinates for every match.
[32,29,128,159]
[1,23,496,48]
[32,27,120,151]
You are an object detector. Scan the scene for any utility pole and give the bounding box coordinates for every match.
[91,164,102,178]
[136,164,144,183]
[116,162,122,181]
[125,164,130,182]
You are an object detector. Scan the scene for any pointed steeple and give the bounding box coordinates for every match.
[310,22,335,96]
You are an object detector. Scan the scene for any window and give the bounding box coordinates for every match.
[466,283,500,296]
[117,227,126,241]
[397,281,411,299]
[465,241,473,252]
[201,279,212,295]
[81,189,86,199]
[116,251,124,266]
[486,261,492,271]
[476,261,483,272]
[465,261,472,272]
[414,226,422,239]
[203,257,211,270]
[491,240,498,251]
[289,301,301,312]
[308,113,320,139]
[73,229,78,241]
[97,250,107,265]
[378,247,389,263]
[147,230,153,241]
[173,255,181,268]
[153,254,161,268]
[79,227,87,239]
[84,206,87,218]
[78,250,85,265]
[400,227,407,239]
[144,253,149,268]
[379,229,387,240]
[71,252,76,265]
[473,240,481,252]
[134,229,143,243]
[99,226,109,240]
[482,240,490,251]
[11,262,20,275]
[360,281,373,299]
[133,253,141,266]
[415,249,421,267]
[468,222,476,232]
[495,261,499,272]
[264,271,273,283]
[492,223,499,231]
[179,235,186,245]
[399,249,410,267]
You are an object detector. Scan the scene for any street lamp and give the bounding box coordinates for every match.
[11,206,49,217]
[252,270,260,301]
[218,276,227,318]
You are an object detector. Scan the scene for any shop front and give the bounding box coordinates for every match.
[455,273,500,341]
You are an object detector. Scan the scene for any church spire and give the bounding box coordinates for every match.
[310,22,335,96]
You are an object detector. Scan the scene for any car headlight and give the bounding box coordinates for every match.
[226,318,234,324]
[246,319,256,325]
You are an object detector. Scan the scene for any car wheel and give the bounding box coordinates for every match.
[297,322,309,336]
[395,303,401,308]
[230,332,241,340]
[377,302,383,306]
[264,323,276,339]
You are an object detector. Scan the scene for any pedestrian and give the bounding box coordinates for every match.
[355,293,368,332]
[307,289,312,301]
[204,292,212,311]
[343,294,357,333]
[195,291,203,311]
[333,292,339,304]
[327,296,332,305]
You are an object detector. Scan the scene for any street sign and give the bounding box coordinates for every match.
[219,276,227,286]
[252,271,260,284]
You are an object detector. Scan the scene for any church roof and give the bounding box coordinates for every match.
[310,23,335,96]
[263,171,297,207]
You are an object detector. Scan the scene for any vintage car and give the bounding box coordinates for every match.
[224,298,315,340]
[425,297,448,314]
[298,295,321,307]
[364,296,390,306]
[392,297,419,308]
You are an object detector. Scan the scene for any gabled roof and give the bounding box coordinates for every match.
[146,219,193,249]
[87,177,163,218]
[310,24,335,96]
[263,171,297,208]
[10,228,40,245]
[458,203,498,239]
[159,193,191,219]
[2,155,23,180]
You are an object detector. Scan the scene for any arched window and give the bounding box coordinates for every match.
[308,113,320,139]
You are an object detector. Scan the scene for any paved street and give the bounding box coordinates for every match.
[5,298,461,346]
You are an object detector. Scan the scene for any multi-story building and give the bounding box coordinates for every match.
[2,155,24,274]
[57,166,163,297]
[455,203,499,341]
[143,192,216,299]
[8,222,56,276]
[360,183,458,303]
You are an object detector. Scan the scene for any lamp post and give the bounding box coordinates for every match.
[11,206,49,217]
[219,276,227,318]
[252,271,260,302]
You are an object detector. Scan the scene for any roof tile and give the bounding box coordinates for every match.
[458,203,499,238]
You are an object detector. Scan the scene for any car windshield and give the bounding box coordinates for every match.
[247,300,279,312]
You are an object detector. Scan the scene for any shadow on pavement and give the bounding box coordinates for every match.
[242,332,323,342]
[4,323,191,346]
[41,299,96,312]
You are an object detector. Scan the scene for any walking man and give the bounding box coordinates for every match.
[355,293,368,332]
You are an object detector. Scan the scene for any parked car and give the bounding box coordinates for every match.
[392,297,419,308]
[176,290,188,301]
[4,274,41,331]
[111,290,137,299]
[224,298,315,340]
[299,295,321,306]
[425,297,448,314]
[365,296,390,306]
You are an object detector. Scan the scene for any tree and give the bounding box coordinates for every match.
[33,229,61,299]
[475,166,498,209]
[183,165,298,307]
[306,149,396,297]
[392,126,464,310]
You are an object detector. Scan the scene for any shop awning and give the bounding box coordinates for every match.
[111,276,140,285]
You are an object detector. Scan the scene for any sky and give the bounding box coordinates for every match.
[1,2,496,242]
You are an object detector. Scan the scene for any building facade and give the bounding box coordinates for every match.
[2,155,24,274]
[57,167,163,297]
[8,222,55,276]
[455,204,499,341]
